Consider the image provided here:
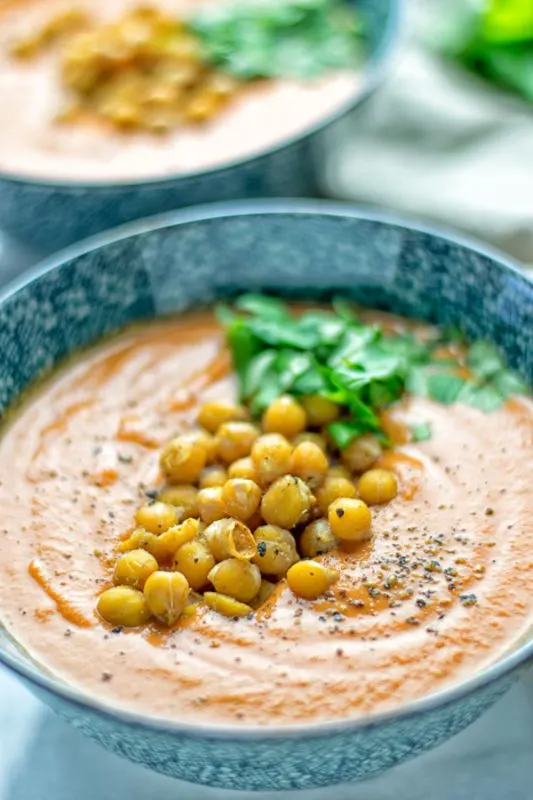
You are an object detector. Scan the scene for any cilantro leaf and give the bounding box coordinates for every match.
[410,422,432,442]
[190,0,364,80]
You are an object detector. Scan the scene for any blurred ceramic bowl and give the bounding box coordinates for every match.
[1,200,532,791]
[0,0,402,257]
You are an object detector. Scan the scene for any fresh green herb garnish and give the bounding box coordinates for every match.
[410,422,432,443]
[432,0,533,103]
[217,295,528,447]
[189,0,364,80]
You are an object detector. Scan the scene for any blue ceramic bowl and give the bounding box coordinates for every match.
[0,200,532,791]
[0,0,402,258]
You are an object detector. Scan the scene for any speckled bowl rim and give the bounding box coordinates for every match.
[1,198,532,740]
[0,0,404,190]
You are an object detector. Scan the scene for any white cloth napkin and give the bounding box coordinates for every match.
[319,3,533,265]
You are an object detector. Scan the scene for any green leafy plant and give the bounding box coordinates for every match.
[434,0,533,102]
[217,294,528,448]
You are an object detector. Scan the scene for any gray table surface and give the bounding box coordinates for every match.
[0,230,532,799]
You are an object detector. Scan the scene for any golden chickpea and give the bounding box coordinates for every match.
[135,502,177,534]
[113,549,158,589]
[118,529,167,562]
[143,570,189,626]
[208,558,261,603]
[301,395,339,427]
[253,525,298,577]
[299,519,339,558]
[198,401,248,433]
[197,486,227,524]
[228,457,258,481]
[251,433,292,485]
[222,478,261,521]
[328,498,372,542]
[203,518,257,562]
[326,465,352,480]
[157,518,201,560]
[292,432,327,452]
[262,395,307,438]
[97,586,150,627]
[315,476,357,515]
[358,468,398,506]
[160,434,207,483]
[199,466,228,489]
[173,540,215,591]
[158,485,198,518]
[341,434,382,473]
[203,591,253,618]
[286,560,339,600]
[290,441,329,486]
[261,475,314,529]
[251,578,276,609]
[194,430,218,464]
[215,422,260,463]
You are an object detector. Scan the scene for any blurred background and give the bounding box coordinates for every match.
[319,0,533,265]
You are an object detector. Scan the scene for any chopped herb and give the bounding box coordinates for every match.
[218,295,529,445]
[190,0,364,81]
[410,422,432,442]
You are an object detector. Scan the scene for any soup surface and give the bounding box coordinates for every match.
[0,0,359,181]
[0,311,532,725]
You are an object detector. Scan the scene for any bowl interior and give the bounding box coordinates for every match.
[0,200,532,712]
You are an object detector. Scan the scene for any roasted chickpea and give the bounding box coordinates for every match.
[262,395,307,438]
[315,476,357,515]
[328,498,372,542]
[299,519,339,558]
[156,518,201,560]
[290,441,329,486]
[301,395,339,427]
[286,560,339,600]
[199,466,228,489]
[253,525,298,577]
[113,548,158,589]
[222,478,262,521]
[341,434,382,473]
[198,401,248,433]
[203,518,257,561]
[97,586,150,627]
[215,422,260,463]
[197,486,227,524]
[228,456,258,481]
[194,430,218,464]
[251,433,292,485]
[143,570,189,625]
[135,502,177,534]
[326,465,352,480]
[292,431,327,452]
[358,468,398,505]
[208,558,261,603]
[251,578,276,609]
[261,475,314,529]
[203,591,253,618]
[118,529,168,562]
[173,540,215,591]
[160,434,207,483]
[158,485,198,517]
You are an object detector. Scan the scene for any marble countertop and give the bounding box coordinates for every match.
[0,230,532,798]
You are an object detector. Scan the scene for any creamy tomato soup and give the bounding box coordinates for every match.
[0,0,359,181]
[0,310,532,726]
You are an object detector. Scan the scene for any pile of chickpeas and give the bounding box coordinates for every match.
[10,5,240,133]
[97,394,399,628]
